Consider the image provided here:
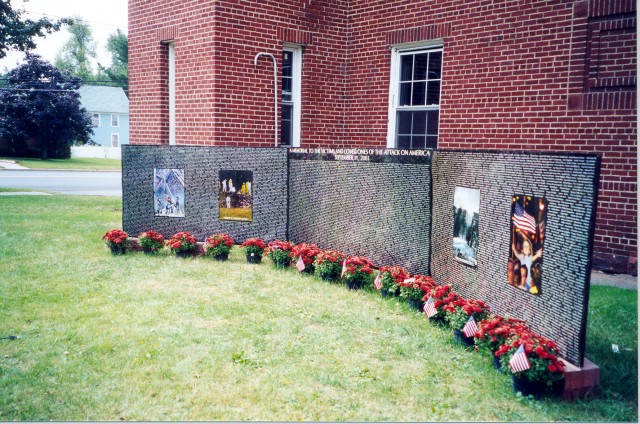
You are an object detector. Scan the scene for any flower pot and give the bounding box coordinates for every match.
[110,245,126,255]
[452,329,474,347]
[346,279,363,290]
[213,252,229,261]
[246,252,262,264]
[381,288,398,298]
[428,315,446,326]
[320,273,339,282]
[512,375,546,399]
[175,250,193,258]
[273,258,291,269]
[492,353,503,371]
[142,247,155,255]
[408,299,424,311]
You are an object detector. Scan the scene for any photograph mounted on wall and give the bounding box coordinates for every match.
[508,195,548,295]
[219,170,253,221]
[452,186,480,267]
[154,168,185,217]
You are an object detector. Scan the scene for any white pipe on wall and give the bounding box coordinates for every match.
[253,52,278,147]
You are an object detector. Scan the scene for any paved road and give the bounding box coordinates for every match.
[0,170,122,196]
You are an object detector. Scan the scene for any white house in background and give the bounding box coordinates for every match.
[79,85,129,147]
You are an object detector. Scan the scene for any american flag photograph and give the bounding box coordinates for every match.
[508,195,547,296]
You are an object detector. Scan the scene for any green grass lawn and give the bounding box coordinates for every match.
[0,194,637,421]
[1,157,122,171]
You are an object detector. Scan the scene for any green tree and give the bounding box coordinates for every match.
[54,18,96,81]
[0,0,70,59]
[0,54,93,159]
[98,29,128,93]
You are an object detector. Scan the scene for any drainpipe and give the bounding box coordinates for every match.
[253,52,278,147]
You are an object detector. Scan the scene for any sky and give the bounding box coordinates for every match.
[0,0,128,73]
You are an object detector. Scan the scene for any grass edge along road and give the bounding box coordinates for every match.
[0,194,637,421]
[0,157,121,171]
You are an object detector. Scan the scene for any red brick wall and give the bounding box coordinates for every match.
[129,0,636,273]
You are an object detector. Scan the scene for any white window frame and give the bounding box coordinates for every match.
[92,113,100,127]
[111,133,120,147]
[111,113,119,127]
[168,41,176,145]
[282,44,302,147]
[387,40,443,148]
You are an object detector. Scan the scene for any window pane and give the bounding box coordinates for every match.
[400,55,413,81]
[281,104,292,146]
[282,51,292,77]
[282,77,292,101]
[427,110,439,135]
[397,135,411,149]
[412,135,426,150]
[426,135,438,149]
[413,111,427,135]
[399,82,411,106]
[397,111,412,135]
[414,53,428,80]
[412,81,426,106]
[427,80,441,105]
[428,51,442,79]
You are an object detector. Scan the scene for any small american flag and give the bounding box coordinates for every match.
[423,296,437,318]
[462,315,478,338]
[509,344,531,373]
[403,277,416,284]
[341,259,346,278]
[373,272,383,290]
[296,255,305,272]
[513,202,537,234]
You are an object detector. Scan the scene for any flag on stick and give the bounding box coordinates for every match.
[513,202,537,234]
[296,255,305,272]
[403,277,416,284]
[341,259,346,278]
[509,344,531,373]
[373,272,383,290]
[462,315,478,338]
[423,296,437,318]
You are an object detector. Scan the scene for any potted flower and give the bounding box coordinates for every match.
[475,315,529,369]
[102,228,129,255]
[314,249,345,282]
[204,233,235,261]
[240,238,266,264]
[377,265,409,298]
[291,243,321,274]
[444,298,491,346]
[495,331,565,399]
[342,256,375,290]
[399,275,434,311]
[166,231,198,257]
[265,240,294,268]
[423,284,458,325]
[137,230,165,254]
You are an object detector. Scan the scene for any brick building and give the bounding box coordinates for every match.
[129,0,637,273]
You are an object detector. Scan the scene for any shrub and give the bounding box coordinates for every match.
[167,231,198,254]
[291,243,321,273]
[377,265,410,297]
[342,256,375,290]
[137,230,165,252]
[204,233,235,258]
[265,240,294,268]
[314,249,346,281]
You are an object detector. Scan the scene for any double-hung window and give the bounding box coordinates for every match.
[281,45,302,147]
[387,44,442,149]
